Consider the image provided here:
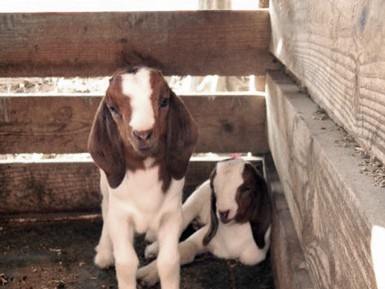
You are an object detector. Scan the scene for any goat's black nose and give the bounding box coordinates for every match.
[219,210,230,223]
[133,129,153,141]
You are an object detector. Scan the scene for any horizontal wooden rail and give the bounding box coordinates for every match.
[0,156,263,214]
[0,11,279,77]
[0,94,269,154]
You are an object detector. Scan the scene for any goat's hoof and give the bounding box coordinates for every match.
[94,252,114,269]
[137,264,159,287]
[144,243,158,260]
[145,231,156,243]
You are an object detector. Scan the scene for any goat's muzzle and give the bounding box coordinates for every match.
[219,210,231,224]
[131,129,156,155]
[133,129,153,141]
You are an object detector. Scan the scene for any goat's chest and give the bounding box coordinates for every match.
[108,165,183,233]
[112,165,164,210]
[210,222,257,258]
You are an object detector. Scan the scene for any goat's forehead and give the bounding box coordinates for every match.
[214,159,245,194]
[120,69,153,99]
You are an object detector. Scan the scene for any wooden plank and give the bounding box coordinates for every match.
[184,94,268,154]
[0,161,100,214]
[259,1,269,8]
[0,96,99,154]
[0,157,262,214]
[264,154,315,289]
[266,71,385,289]
[270,0,385,168]
[0,94,269,154]
[0,11,279,77]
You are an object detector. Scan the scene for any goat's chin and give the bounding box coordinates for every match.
[134,143,159,157]
[220,217,232,224]
[126,138,158,157]
[134,146,154,157]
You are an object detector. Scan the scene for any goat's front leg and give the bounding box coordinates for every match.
[95,179,114,268]
[137,225,208,287]
[109,215,138,289]
[157,211,182,289]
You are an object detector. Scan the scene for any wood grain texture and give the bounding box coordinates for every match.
[0,162,100,214]
[264,154,315,289]
[266,71,385,289]
[0,158,261,214]
[270,0,385,168]
[0,11,279,77]
[0,94,269,154]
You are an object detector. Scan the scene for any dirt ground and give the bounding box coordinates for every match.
[0,217,274,289]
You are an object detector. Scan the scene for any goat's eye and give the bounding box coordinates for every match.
[109,105,119,115]
[240,186,250,193]
[160,97,170,108]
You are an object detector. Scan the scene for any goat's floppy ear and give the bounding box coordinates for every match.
[236,164,272,249]
[203,168,219,246]
[166,90,198,180]
[88,99,126,188]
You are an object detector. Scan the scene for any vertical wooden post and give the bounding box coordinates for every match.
[259,0,269,8]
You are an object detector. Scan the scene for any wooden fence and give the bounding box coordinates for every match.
[0,8,320,289]
[0,11,276,77]
[0,11,274,214]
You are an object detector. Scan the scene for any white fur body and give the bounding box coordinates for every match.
[137,160,271,287]
[99,163,183,235]
[96,165,183,289]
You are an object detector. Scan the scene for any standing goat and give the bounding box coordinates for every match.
[137,158,272,286]
[88,66,198,289]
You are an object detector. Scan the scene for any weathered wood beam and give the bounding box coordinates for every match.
[0,157,262,214]
[264,154,315,289]
[266,71,384,289]
[0,94,269,154]
[0,11,279,77]
[270,0,385,167]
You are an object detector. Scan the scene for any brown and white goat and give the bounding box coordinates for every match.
[88,66,198,289]
[137,158,272,286]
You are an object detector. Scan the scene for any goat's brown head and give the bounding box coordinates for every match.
[88,66,198,189]
[203,158,272,249]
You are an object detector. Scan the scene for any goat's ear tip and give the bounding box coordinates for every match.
[105,167,126,189]
[106,176,121,189]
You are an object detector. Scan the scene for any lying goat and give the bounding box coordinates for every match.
[88,66,198,289]
[137,158,272,286]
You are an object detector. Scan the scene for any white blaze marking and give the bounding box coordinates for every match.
[121,68,154,131]
[214,159,245,219]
